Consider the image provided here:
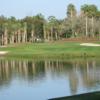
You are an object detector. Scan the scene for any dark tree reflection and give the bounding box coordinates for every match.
[0,58,100,94]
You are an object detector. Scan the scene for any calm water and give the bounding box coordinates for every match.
[0,58,100,100]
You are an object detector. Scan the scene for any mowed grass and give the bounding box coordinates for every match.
[0,42,100,58]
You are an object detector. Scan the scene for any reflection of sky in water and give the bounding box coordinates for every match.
[0,59,100,100]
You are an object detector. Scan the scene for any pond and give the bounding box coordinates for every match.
[0,58,100,100]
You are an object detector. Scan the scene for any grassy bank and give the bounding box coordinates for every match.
[49,91,100,100]
[0,42,100,58]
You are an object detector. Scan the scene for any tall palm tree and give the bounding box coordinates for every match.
[67,4,77,37]
[95,11,100,39]
[88,5,97,37]
[81,4,89,37]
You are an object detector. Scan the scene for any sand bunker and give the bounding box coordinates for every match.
[80,43,100,47]
[0,51,8,55]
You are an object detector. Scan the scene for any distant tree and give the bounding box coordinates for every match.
[81,4,98,37]
[33,14,45,40]
[48,16,60,40]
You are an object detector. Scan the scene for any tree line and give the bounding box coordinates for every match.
[0,4,100,45]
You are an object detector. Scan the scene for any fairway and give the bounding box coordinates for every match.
[0,42,100,58]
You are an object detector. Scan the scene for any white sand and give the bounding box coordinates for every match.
[0,46,8,55]
[80,43,100,46]
[0,51,8,55]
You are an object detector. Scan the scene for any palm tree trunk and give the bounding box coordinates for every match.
[55,32,58,40]
[23,23,27,43]
[18,29,21,43]
[91,17,94,37]
[22,33,24,43]
[22,32,26,43]
[43,25,46,41]
[4,28,8,45]
[25,25,27,43]
[51,27,53,41]
[11,35,14,44]
[99,29,100,40]
[25,32,27,42]
[71,10,74,37]
[1,34,4,45]
[15,31,17,43]
[47,32,50,41]
[31,30,35,42]
[85,16,88,37]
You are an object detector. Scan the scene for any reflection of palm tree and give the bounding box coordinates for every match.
[0,60,12,88]
[79,60,100,89]
[0,60,46,87]
[68,63,79,94]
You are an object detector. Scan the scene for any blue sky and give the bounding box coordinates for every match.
[0,0,100,19]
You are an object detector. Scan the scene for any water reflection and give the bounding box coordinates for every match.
[0,59,100,95]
